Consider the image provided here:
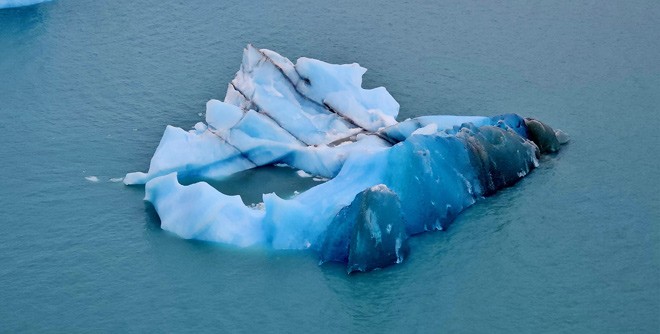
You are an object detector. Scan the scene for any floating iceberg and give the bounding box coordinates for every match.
[0,0,51,9]
[127,45,568,273]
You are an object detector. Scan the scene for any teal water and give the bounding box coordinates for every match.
[1,0,659,332]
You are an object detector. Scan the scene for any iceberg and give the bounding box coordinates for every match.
[0,0,51,9]
[127,45,568,273]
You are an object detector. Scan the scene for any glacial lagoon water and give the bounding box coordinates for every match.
[1,0,658,332]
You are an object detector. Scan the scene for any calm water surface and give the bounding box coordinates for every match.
[1,0,658,332]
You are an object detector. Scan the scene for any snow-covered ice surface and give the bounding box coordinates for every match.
[124,44,397,185]
[127,45,567,273]
[0,0,51,9]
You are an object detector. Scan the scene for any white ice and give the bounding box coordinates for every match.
[125,45,397,185]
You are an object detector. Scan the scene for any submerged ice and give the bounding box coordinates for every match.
[127,45,567,273]
[0,0,51,9]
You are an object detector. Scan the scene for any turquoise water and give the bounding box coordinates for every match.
[1,0,658,332]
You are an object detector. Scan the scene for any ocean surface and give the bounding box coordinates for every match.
[1,0,658,332]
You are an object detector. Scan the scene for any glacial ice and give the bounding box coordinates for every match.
[320,184,408,272]
[0,0,51,9]
[128,45,567,273]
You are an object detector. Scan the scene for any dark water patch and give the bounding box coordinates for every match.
[178,165,324,205]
